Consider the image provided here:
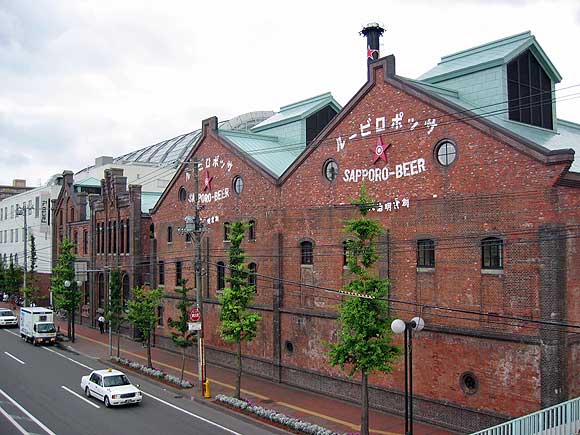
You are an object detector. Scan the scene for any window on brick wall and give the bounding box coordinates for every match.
[175,260,182,286]
[224,222,230,241]
[158,261,165,285]
[417,239,435,268]
[125,220,130,254]
[301,241,313,265]
[113,221,117,255]
[120,220,125,254]
[157,306,164,327]
[248,262,257,289]
[107,221,112,254]
[73,231,78,254]
[248,220,256,241]
[481,237,503,270]
[217,261,225,292]
[83,230,88,255]
[167,226,173,244]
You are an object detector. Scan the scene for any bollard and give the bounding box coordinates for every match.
[203,379,211,398]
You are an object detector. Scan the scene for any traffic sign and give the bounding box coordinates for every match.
[188,322,201,331]
[189,308,201,322]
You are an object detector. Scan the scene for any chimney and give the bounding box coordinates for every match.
[360,23,385,79]
[12,179,26,188]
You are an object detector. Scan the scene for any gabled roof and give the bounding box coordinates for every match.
[252,92,342,132]
[419,31,562,84]
[219,130,300,178]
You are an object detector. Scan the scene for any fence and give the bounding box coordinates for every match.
[470,397,580,435]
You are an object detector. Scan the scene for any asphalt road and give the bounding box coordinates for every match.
[0,328,284,435]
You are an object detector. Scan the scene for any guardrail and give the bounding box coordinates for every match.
[470,397,580,435]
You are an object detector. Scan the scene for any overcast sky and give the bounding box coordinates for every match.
[1,0,579,186]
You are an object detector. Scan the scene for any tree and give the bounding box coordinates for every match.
[327,186,402,435]
[106,268,124,358]
[127,286,163,368]
[5,260,23,300]
[219,221,261,399]
[51,239,82,340]
[168,279,195,383]
[23,234,40,306]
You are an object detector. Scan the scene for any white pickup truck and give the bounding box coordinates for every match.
[20,307,57,345]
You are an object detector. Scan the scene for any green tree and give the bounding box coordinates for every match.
[106,268,124,358]
[51,240,82,340]
[127,286,163,368]
[23,234,40,306]
[168,279,195,383]
[327,186,402,435]
[219,221,261,399]
[5,260,23,300]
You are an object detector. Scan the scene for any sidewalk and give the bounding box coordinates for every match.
[3,304,457,435]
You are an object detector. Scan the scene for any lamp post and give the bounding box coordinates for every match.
[64,279,82,343]
[391,316,425,435]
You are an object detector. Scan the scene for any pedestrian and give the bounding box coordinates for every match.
[97,315,105,334]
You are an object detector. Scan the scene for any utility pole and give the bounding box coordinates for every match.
[16,204,32,307]
[179,160,206,397]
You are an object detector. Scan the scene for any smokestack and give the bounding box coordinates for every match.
[360,22,385,79]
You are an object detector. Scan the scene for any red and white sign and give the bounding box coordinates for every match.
[189,308,201,322]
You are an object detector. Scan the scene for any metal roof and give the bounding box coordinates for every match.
[141,191,162,214]
[419,31,562,84]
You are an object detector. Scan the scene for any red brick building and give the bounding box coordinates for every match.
[149,31,579,433]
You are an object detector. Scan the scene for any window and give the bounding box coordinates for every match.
[224,222,230,241]
[217,261,226,292]
[175,260,182,285]
[248,220,256,241]
[157,306,164,327]
[301,241,313,265]
[185,232,192,243]
[323,159,339,182]
[417,239,435,268]
[460,372,479,395]
[83,230,88,255]
[248,262,257,288]
[70,207,75,222]
[178,187,187,202]
[507,50,553,130]
[107,221,112,254]
[167,226,173,244]
[15,229,18,243]
[158,261,165,285]
[125,220,130,253]
[120,221,125,254]
[73,231,78,254]
[233,176,243,195]
[306,105,338,144]
[35,197,39,218]
[482,237,503,270]
[342,240,350,267]
[435,140,457,166]
[113,221,117,254]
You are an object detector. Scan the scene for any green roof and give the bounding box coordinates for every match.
[141,192,162,213]
[74,177,101,187]
[412,80,580,173]
[252,92,341,132]
[419,31,562,84]
[220,130,300,178]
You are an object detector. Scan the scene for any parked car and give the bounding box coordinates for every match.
[0,308,18,328]
[81,368,142,407]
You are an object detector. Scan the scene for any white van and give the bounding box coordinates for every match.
[20,307,57,345]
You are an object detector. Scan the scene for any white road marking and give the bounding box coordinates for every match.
[0,403,28,435]
[4,329,20,337]
[4,352,25,365]
[141,391,242,435]
[42,346,94,370]
[0,387,57,435]
[61,385,100,409]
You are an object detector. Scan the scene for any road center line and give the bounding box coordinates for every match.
[4,352,25,365]
[0,387,57,435]
[61,386,100,409]
[141,391,242,435]
[42,346,94,370]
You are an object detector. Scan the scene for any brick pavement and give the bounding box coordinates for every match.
[2,303,459,435]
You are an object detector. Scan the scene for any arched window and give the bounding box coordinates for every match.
[167,226,173,244]
[73,231,78,254]
[120,220,125,254]
[158,261,165,285]
[70,207,75,222]
[98,273,105,308]
[301,241,313,265]
[217,261,226,292]
[248,220,256,241]
[113,221,117,254]
[178,187,187,202]
[248,262,257,289]
[125,220,130,254]
[83,230,88,255]
[482,237,503,270]
[149,223,155,239]
[417,239,435,268]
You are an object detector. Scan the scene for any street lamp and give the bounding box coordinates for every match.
[391,316,425,435]
[64,280,82,343]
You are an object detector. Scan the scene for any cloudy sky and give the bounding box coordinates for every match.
[1,0,579,186]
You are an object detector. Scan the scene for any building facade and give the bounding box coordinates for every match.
[147,32,579,433]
